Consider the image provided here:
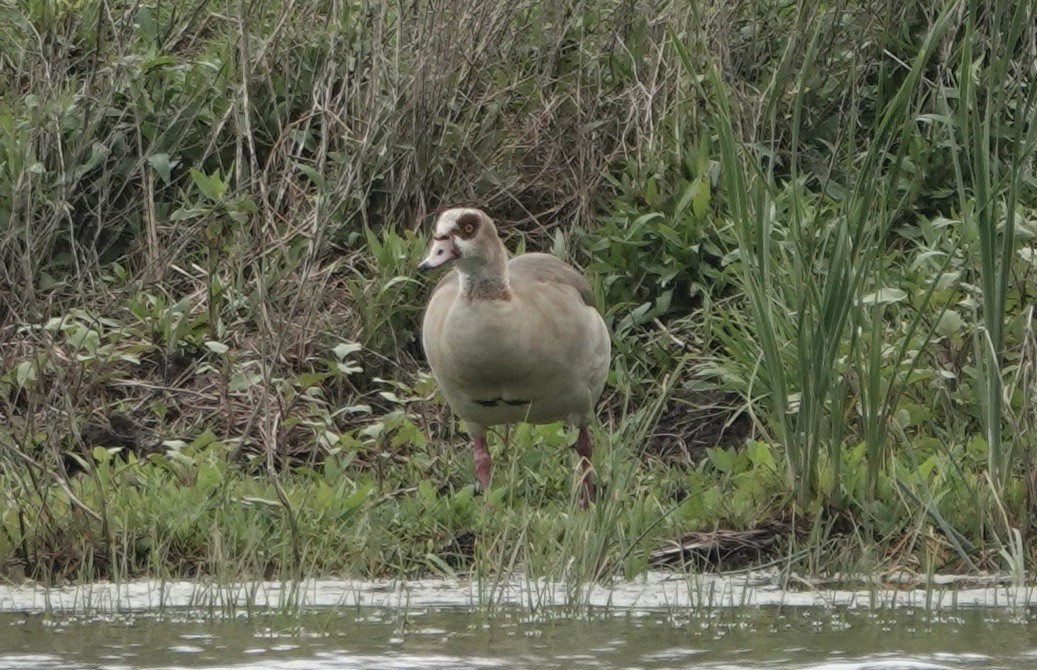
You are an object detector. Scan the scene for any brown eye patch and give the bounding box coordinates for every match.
[455,212,481,239]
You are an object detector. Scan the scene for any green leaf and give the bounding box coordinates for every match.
[65,452,91,472]
[204,340,229,354]
[141,55,177,70]
[692,176,711,218]
[296,371,329,388]
[295,163,326,189]
[67,326,99,352]
[191,430,219,449]
[332,342,363,359]
[745,440,776,470]
[229,370,261,391]
[552,229,567,257]
[707,447,737,474]
[418,479,437,501]
[425,553,457,579]
[170,207,207,221]
[15,360,36,387]
[339,482,373,514]
[147,153,174,182]
[190,169,228,202]
[935,309,964,337]
[382,276,418,290]
[860,287,907,305]
[92,446,121,462]
[675,180,697,216]
[633,212,663,227]
[337,360,362,374]
[137,6,158,42]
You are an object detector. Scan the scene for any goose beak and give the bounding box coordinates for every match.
[419,236,458,270]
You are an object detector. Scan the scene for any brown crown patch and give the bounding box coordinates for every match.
[455,211,482,239]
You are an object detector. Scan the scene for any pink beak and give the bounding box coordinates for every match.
[419,236,457,270]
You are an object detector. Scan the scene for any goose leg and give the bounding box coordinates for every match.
[472,435,492,490]
[573,427,595,507]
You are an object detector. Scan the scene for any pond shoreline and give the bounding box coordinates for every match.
[2,571,1033,615]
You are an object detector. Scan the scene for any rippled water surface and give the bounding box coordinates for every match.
[3,605,1036,669]
[1,574,1034,669]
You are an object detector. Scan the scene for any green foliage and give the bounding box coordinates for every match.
[580,138,726,335]
[347,227,429,356]
[2,0,1037,584]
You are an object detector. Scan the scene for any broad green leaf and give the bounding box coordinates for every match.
[15,360,37,387]
[935,309,964,337]
[707,447,737,474]
[229,370,261,391]
[147,153,174,182]
[190,169,228,201]
[204,340,229,354]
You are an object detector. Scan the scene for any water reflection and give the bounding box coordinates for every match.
[1,605,1035,669]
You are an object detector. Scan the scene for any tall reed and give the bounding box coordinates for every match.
[705,2,958,506]
[946,0,1037,495]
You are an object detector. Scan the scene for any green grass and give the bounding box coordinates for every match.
[2,0,1037,585]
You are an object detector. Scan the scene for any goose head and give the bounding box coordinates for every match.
[418,208,503,275]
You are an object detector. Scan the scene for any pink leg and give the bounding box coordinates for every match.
[472,435,492,490]
[573,428,595,507]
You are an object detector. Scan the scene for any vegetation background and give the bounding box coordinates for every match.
[1,0,1036,586]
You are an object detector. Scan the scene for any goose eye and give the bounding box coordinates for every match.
[455,212,481,239]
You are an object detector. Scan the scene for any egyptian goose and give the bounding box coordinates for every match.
[418,208,611,506]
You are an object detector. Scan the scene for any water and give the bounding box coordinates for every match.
[1,574,1035,669]
[3,606,1036,669]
